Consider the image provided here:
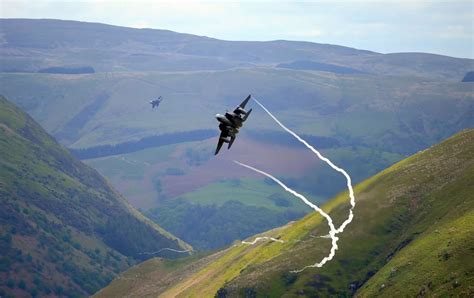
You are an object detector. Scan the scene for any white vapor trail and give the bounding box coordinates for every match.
[138,248,191,256]
[235,161,336,232]
[242,236,285,245]
[236,97,356,273]
[251,97,355,233]
[235,161,339,272]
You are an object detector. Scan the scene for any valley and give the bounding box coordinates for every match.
[98,128,474,297]
[0,18,473,297]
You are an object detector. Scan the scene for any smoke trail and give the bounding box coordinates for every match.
[236,97,356,272]
[251,97,355,233]
[235,161,339,272]
[138,248,191,256]
[242,236,285,245]
[234,161,336,232]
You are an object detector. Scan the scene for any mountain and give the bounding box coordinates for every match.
[2,19,472,79]
[0,96,191,297]
[1,18,473,255]
[96,129,474,297]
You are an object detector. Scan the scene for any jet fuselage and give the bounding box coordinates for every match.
[214,95,252,155]
[216,113,243,128]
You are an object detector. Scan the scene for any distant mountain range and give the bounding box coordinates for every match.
[0,96,191,297]
[0,19,472,79]
[97,128,474,297]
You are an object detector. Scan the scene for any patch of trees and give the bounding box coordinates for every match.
[185,147,211,166]
[59,260,110,294]
[462,71,474,82]
[282,272,298,286]
[146,199,305,251]
[215,287,228,298]
[165,167,185,176]
[242,287,257,298]
[70,129,215,159]
[305,274,339,295]
[99,213,183,260]
[267,193,292,207]
[55,93,109,144]
[37,66,95,74]
[0,201,119,296]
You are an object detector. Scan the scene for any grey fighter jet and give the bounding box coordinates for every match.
[215,94,252,155]
[150,96,163,109]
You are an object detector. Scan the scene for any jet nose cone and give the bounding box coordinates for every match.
[215,114,221,119]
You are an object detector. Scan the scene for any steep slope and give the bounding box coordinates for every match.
[0,96,191,297]
[97,129,474,297]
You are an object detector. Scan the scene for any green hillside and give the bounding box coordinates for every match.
[0,96,191,297]
[97,128,474,297]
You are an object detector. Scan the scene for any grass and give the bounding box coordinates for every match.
[99,128,474,297]
[93,255,201,298]
[0,96,192,297]
[85,154,151,180]
[179,178,312,213]
[231,128,474,296]
[358,210,474,297]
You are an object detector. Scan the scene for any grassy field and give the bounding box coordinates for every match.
[179,178,312,213]
[359,210,474,296]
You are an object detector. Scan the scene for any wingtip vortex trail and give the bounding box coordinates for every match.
[241,236,285,245]
[237,96,356,272]
[138,248,191,256]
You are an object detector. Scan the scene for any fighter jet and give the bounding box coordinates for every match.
[150,96,163,109]
[215,94,252,155]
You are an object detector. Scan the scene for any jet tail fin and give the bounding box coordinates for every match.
[243,108,252,121]
[228,136,236,149]
[239,94,252,109]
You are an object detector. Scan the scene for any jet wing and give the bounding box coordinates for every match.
[233,94,251,112]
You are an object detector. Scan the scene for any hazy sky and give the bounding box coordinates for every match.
[1,0,473,58]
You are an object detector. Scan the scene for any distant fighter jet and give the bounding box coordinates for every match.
[150,96,163,109]
[215,94,252,155]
